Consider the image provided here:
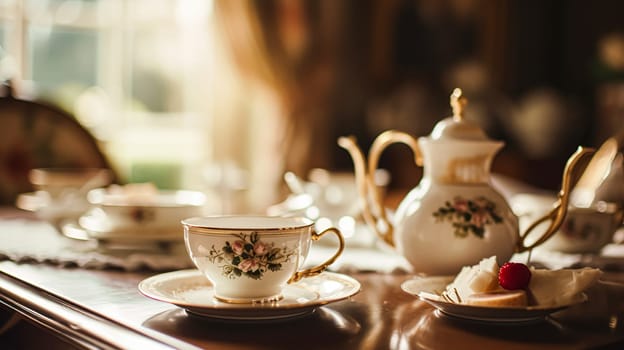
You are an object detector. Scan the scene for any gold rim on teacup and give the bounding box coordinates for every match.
[182,216,315,234]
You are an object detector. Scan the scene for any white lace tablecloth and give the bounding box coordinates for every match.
[0,218,414,273]
[1,217,621,274]
[0,219,194,271]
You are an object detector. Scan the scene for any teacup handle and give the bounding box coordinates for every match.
[287,227,345,283]
[517,146,594,252]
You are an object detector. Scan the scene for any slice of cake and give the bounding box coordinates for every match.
[443,256,500,303]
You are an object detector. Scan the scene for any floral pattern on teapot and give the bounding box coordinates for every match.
[207,232,295,280]
[433,196,503,238]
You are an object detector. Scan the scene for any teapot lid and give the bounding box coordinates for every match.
[429,88,490,141]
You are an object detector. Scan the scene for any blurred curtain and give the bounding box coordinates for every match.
[212,0,350,210]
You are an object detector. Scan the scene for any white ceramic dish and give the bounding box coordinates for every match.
[138,270,360,321]
[78,209,183,242]
[81,188,207,241]
[401,276,587,324]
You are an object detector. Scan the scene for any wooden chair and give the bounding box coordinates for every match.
[0,81,117,205]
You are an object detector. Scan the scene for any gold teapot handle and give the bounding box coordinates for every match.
[517,146,595,252]
[367,131,422,246]
[338,131,422,247]
[287,227,345,283]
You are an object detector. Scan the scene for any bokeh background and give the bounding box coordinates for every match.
[2,0,624,212]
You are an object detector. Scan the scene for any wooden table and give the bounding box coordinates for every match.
[1,207,624,349]
[1,260,624,349]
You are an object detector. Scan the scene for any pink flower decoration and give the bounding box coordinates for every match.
[239,258,260,272]
[253,241,269,256]
[232,240,245,255]
[453,198,469,212]
[471,211,488,228]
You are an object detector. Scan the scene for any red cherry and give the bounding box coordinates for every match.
[498,262,532,290]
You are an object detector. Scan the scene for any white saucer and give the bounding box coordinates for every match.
[59,222,184,254]
[138,270,361,321]
[401,276,587,324]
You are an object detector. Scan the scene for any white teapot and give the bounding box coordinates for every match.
[339,88,591,275]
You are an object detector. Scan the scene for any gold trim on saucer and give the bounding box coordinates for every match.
[213,293,284,304]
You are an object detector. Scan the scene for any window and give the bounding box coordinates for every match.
[0,0,214,190]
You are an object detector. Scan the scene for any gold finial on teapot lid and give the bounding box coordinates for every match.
[450,88,468,121]
[430,88,490,140]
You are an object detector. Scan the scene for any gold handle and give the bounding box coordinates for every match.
[287,227,345,283]
[338,131,421,247]
[517,146,595,252]
[367,130,422,246]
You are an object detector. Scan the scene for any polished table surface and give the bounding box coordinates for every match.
[1,212,624,349]
[2,260,624,349]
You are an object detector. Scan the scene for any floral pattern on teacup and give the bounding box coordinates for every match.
[433,196,503,238]
[207,232,295,280]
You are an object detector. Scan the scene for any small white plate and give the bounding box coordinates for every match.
[138,270,361,321]
[401,276,587,324]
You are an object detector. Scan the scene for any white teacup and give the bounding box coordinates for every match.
[511,193,624,253]
[25,168,113,226]
[86,187,208,234]
[182,216,345,303]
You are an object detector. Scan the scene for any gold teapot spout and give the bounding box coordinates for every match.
[338,131,421,247]
[517,146,595,252]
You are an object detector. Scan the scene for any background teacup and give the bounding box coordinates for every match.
[511,193,624,254]
[182,216,345,303]
[83,185,208,240]
[21,167,113,226]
